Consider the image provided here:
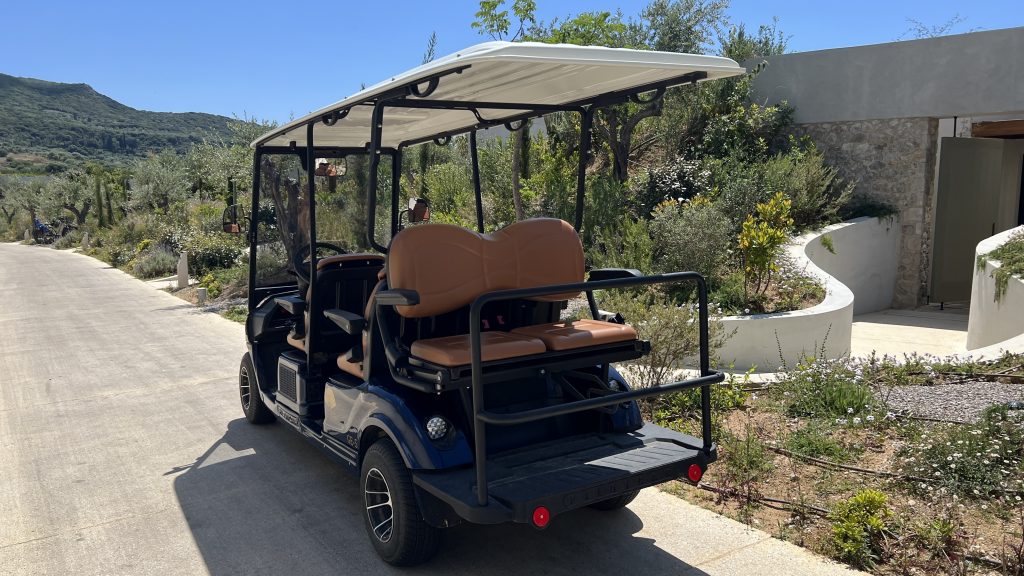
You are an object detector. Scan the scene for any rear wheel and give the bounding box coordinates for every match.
[240,353,274,424]
[361,439,440,566]
[589,490,640,511]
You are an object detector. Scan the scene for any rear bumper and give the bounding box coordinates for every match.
[412,423,715,525]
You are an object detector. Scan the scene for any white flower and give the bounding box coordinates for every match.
[866,415,875,422]
[744,308,750,314]
[847,407,854,414]
[852,417,862,425]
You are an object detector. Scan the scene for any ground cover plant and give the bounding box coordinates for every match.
[660,351,1024,575]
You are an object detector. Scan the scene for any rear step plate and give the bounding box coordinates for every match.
[413,423,714,524]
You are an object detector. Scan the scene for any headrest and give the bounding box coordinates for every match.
[387,218,585,318]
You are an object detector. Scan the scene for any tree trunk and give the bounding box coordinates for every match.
[1,206,16,225]
[511,130,525,221]
[65,200,92,225]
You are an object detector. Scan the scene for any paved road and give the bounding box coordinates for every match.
[0,243,864,576]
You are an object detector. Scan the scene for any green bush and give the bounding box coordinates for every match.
[53,229,83,249]
[650,198,732,280]
[784,424,859,463]
[588,216,655,274]
[738,191,793,297]
[199,266,247,299]
[182,231,245,276]
[776,143,854,232]
[828,489,891,569]
[132,247,178,279]
[774,357,878,420]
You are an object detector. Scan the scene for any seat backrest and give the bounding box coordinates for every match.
[386,218,584,319]
[306,254,384,356]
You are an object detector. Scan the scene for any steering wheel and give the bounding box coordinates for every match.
[292,242,348,284]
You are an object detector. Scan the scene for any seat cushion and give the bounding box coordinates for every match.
[410,331,546,367]
[510,319,637,351]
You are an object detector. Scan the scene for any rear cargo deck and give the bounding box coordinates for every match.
[413,423,714,524]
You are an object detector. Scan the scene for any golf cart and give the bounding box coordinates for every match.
[231,41,744,566]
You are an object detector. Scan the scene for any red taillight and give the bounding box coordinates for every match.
[532,506,550,529]
[688,464,704,483]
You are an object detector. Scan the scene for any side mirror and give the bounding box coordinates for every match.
[222,204,246,234]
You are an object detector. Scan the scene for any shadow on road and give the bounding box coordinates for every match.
[173,419,708,576]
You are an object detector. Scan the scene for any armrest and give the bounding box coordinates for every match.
[588,268,642,282]
[274,294,306,315]
[323,308,365,334]
[375,289,420,307]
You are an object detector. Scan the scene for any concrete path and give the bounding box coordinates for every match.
[0,243,863,576]
[851,307,969,358]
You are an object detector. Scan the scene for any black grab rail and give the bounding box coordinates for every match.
[468,271,724,506]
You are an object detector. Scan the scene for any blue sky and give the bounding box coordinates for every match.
[1,0,1020,123]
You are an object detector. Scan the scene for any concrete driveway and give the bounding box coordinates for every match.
[0,243,864,576]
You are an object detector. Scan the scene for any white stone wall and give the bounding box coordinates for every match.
[966,226,1024,350]
[717,217,900,372]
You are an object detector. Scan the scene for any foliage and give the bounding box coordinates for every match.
[130,150,189,212]
[977,230,1024,303]
[784,424,859,463]
[599,288,726,392]
[131,247,178,279]
[650,198,732,279]
[827,489,892,569]
[181,230,245,277]
[738,191,792,297]
[711,254,824,315]
[773,357,879,420]
[720,419,774,509]
[588,216,654,274]
[773,142,854,232]
[221,305,248,323]
[199,266,248,299]
[897,405,1024,499]
[423,161,475,228]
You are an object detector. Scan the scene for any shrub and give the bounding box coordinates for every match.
[774,357,878,420]
[598,289,726,392]
[977,230,1024,303]
[53,229,83,249]
[785,424,859,463]
[777,143,854,232]
[132,247,178,279]
[588,216,654,274]
[198,266,247,299]
[828,489,891,569]
[182,231,245,276]
[897,404,1024,498]
[738,191,793,297]
[720,420,774,509]
[650,198,732,280]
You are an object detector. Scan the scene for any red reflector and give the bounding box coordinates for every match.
[532,506,550,529]
[688,464,703,483]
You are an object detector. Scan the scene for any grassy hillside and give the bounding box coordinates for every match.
[0,73,234,173]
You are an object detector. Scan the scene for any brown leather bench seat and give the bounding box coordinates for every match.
[382,218,641,371]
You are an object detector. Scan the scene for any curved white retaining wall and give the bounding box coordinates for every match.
[716,216,900,372]
[966,225,1024,351]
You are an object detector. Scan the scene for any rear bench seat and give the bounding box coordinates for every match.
[384,218,637,368]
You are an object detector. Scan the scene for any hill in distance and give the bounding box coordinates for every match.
[0,73,236,174]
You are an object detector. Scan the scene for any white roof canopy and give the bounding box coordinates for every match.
[252,42,745,149]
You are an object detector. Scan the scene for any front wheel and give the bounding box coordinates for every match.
[361,439,440,566]
[240,353,274,424]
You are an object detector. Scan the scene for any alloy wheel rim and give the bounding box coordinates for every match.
[364,468,394,543]
[239,367,251,410]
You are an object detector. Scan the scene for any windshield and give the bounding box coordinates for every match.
[253,152,389,289]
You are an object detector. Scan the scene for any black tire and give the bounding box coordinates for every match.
[589,490,640,511]
[240,353,274,424]
[361,439,440,566]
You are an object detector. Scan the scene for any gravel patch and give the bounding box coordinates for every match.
[881,381,1024,423]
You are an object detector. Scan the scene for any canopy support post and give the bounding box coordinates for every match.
[305,122,318,374]
[247,149,262,312]
[390,149,402,238]
[469,131,485,233]
[366,102,388,253]
[574,107,594,234]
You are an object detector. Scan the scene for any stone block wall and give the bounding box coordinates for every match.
[793,118,938,308]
